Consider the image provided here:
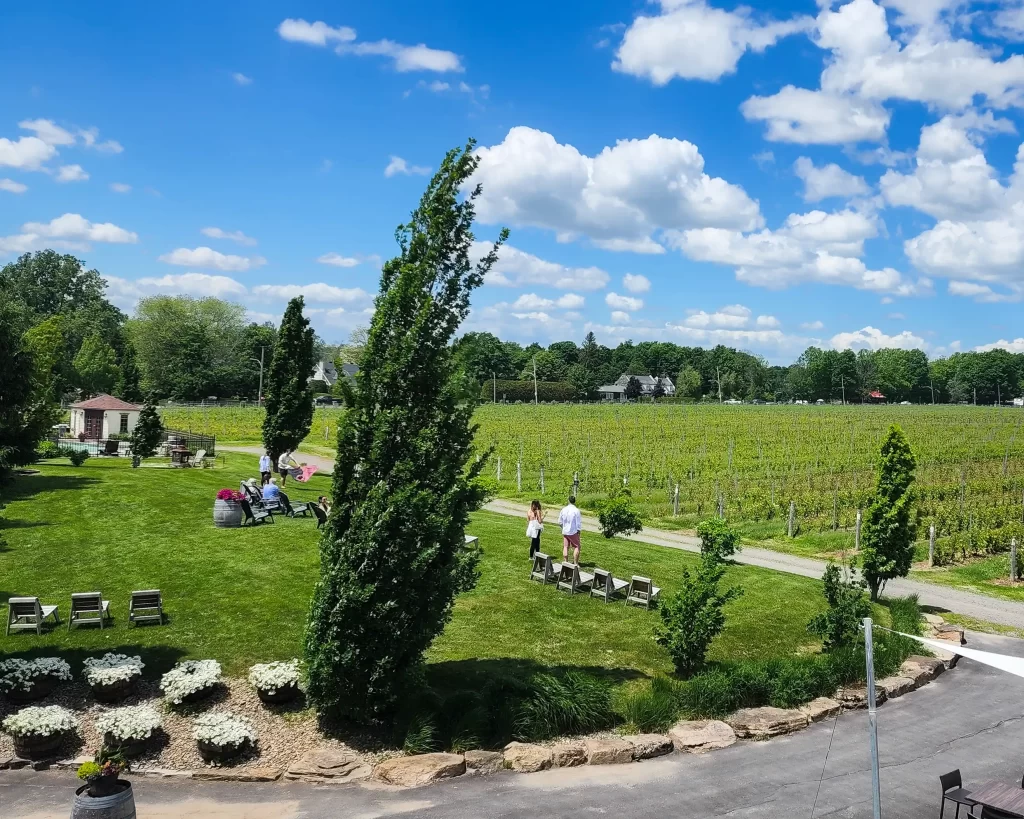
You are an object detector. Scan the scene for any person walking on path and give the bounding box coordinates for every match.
[526,500,545,560]
[259,451,272,486]
[559,495,582,565]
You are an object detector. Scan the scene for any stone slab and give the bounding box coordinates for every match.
[194,767,282,783]
[669,720,737,753]
[374,753,465,787]
[550,743,586,768]
[900,655,945,687]
[464,750,503,775]
[836,685,888,709]
[877,676,916,699]
[503,742,552,773]
[726,707,808,739]
[799,697,841,723]
[623,734,674,760]
[583,737,634,766]
[285,749,372,783]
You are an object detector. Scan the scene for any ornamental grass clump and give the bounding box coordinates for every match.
[248,660,300,703]
[160,660,222,706]
[0,657,72,699]
[95,705,162,746]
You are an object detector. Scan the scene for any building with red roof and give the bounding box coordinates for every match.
[69,394,144,439]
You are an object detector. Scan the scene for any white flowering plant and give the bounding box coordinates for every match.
[2,705,79,738]
[95,705,162,742]
[159,660,222,705]
[82,654,145,687]
[248,660,300,695]
[0,658,72,694]
[193,711,256,748]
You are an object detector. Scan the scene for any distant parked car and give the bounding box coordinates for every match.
[900,401,912,405]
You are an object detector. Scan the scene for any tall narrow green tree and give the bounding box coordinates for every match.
[860,424,917,600]
[261,297,315,462]
[305,141,508,720]
[130,394,164,461]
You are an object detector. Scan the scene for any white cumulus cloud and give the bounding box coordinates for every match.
[476,242,610,291]
[606,292,644,311]
[56,164,89,183]
[201,226,257,246]
[110,182,131,193]
[830,326,927,351]
[794,157,869,201]
[622,273,651,293]
[159,246,265,272]
[385,155,431,177]
[0,178,27,194]
[251,283,371,304]
[317,252,361,267]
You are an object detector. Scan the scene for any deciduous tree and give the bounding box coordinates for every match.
[304,140,507,720]
[73,332,119,397]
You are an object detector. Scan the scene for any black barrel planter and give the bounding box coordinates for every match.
[102,733,149,758]
[72,781,136,819]
[6,675,59,703]
[90,676,138,704]
[197,738,250,764]
[256,682,299,705]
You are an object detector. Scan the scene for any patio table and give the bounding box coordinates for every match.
[970,781,1024,817]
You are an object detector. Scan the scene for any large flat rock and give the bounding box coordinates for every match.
[669,720,737,753]
[624,734,674,760]
[900,655,945,687]
[836,685,888,709]
[194,767,281,782]
[374,753,465,787]
[877,676,916,699]
[799,697,841,723]
[551,743,586,768]
[583,737,634,765]
[464,750,503,775]
[726,707,808,739]
[285,749,371,783]
[503,742,552,773]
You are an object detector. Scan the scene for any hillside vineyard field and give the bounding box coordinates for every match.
[162,403,1024,556]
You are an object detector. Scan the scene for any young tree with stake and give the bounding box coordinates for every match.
[304,141,508,720]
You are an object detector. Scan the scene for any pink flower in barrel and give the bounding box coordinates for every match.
[214,488,246,527]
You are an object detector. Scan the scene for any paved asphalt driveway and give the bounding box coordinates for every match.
[5,631,1024,818]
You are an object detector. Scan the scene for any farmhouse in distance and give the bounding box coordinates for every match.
[597,373,676,402]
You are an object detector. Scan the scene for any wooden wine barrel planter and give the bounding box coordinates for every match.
[179,683,217,705]
[197,738,249,764]
[90,676,138,704]
[72,781,136,819]
[6,675,59,703]
[13,730,64,760]
[102,733,149,758]
[213,499,244,528]
[256,682,298,705]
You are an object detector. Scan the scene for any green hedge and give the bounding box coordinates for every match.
[481,380,577,403]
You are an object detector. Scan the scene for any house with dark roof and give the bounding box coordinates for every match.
[69,394,143,439]
[597,374,676,401]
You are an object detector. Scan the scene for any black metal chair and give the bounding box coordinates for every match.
[941,770,975,819]
[311,503,327,529]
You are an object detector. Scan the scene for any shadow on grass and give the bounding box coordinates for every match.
[0,518,51,531]
[1,474,100,502]
[0,643,189,676]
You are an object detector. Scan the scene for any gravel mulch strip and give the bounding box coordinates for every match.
[0,678,369,771]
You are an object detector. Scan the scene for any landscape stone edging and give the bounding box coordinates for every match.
[4,622,960,787]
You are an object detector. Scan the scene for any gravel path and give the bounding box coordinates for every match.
[219,445,1024,629]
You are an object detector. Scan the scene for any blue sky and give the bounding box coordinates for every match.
[3,0,1024,362]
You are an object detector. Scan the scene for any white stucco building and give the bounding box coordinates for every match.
[69,394,143,438]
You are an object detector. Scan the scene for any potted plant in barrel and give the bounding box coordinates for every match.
[82,653,145,703]
[193,711,257,764]
[248,659,301,705]
[2,705,79,760]
[74,747,135,816]
[213,488,245,528]
[0,658,72,702]
[95,705,162,757]
[160,659,222,706]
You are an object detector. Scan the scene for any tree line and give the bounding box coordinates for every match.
[454,331,1024,404]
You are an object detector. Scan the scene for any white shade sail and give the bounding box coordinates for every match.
[894,631,1024,680]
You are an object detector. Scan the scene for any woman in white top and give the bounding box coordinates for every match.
[526,500,545,559]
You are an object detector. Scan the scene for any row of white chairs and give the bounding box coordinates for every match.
[529,553,660,608]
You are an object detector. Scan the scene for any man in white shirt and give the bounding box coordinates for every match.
[277,450,296,486]
[559,495,582,564]
[259,452,272,486]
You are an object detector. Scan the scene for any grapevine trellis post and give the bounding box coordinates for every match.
[540,465,545,495]
[572,471,579,499]
[496,455,502,482]
[673,483,679,517]
[516,459,521,492]
[928,524,935,567]
[1012,538,1019,582]
[788,501,796,538]
[855,509,862,551]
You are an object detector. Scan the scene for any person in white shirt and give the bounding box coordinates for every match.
[277,450,296,486]
[259,452,272,486]
[558,495,582,564]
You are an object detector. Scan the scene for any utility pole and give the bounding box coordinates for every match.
[250,346,266,406]
[493,372,497,404]
[533,357,538,405]
[998,382,1002,407]
[716,366,722,403]
[841,374,846,406]
[930,379,935,405]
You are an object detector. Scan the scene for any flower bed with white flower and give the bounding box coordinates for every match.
[95,705,162,743]
[248,660,300,697]
[194,711,256,762]
[160,660,222,705]
[2,705,79,737]
[0,658,72,699]
[82,654,145,687]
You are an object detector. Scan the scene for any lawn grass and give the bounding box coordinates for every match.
[911,555,1024,602]
[1,453,844,684]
